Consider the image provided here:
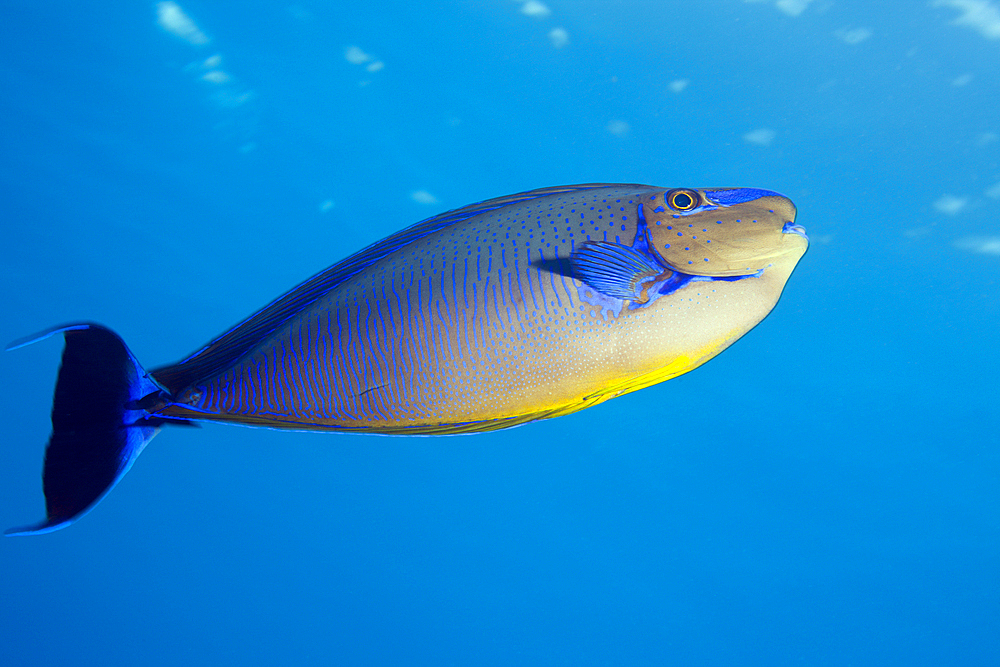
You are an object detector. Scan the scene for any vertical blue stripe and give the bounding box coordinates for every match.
[463,258,470,309]
[482,274,491,329]
[523,256,540,312]
[374,299,399,409]
[548,247,563,310]
[440,267,454,328]
[351,303,373,420]
[417,280,434,371]
[363,301,389,421]
[334,309,354,417]
[328,310,346,418]
[508,270,522,322]
[471,283,480,351]
[437,300,456,362]
[289,328,308,418]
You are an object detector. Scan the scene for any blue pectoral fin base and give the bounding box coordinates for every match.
[5,324,163,536]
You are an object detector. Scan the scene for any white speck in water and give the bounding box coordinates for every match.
[548,28,569,49]
[933,194,968,215]
[201,70,230,84]
[834,27,873,44]
[344,46,371,65]
[668,79,689,93]
[411,190,439,205]
[775,0,814,18]
[606,120,630,136]
[156,1,209,45]
[521,1,552,18]
[743,128,776,146]
[931,0,1000,40]
[954,236,1000,255]
[976,132,998,146]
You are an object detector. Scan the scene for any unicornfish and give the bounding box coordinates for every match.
[6,184,808,535]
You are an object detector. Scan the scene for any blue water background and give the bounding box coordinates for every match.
[2,1,998,664]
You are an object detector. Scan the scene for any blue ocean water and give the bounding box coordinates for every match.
[1,0,998,664]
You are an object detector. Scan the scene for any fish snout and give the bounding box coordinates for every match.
[782,221,808,240]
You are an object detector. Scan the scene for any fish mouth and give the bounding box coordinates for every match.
[782,221,808,239]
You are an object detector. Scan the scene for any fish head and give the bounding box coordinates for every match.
[641,187,808,277]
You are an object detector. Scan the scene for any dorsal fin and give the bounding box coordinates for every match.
[152,183,626,393]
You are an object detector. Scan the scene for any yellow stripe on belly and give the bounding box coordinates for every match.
[574,331,739,412]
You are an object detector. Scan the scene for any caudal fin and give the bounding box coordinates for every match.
[5,324,164,536]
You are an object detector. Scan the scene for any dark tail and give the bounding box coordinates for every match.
[6,324,167,536]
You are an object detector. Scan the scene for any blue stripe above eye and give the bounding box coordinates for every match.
[703,188,782,205]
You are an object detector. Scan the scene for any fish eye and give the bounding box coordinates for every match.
[667,189,699,211]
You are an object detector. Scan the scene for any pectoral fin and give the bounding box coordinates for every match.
[568,241,668,302]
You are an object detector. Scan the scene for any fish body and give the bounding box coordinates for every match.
[7,184,807,534]
[154,184,806,433]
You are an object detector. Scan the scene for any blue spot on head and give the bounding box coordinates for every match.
[703,188,782,205]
